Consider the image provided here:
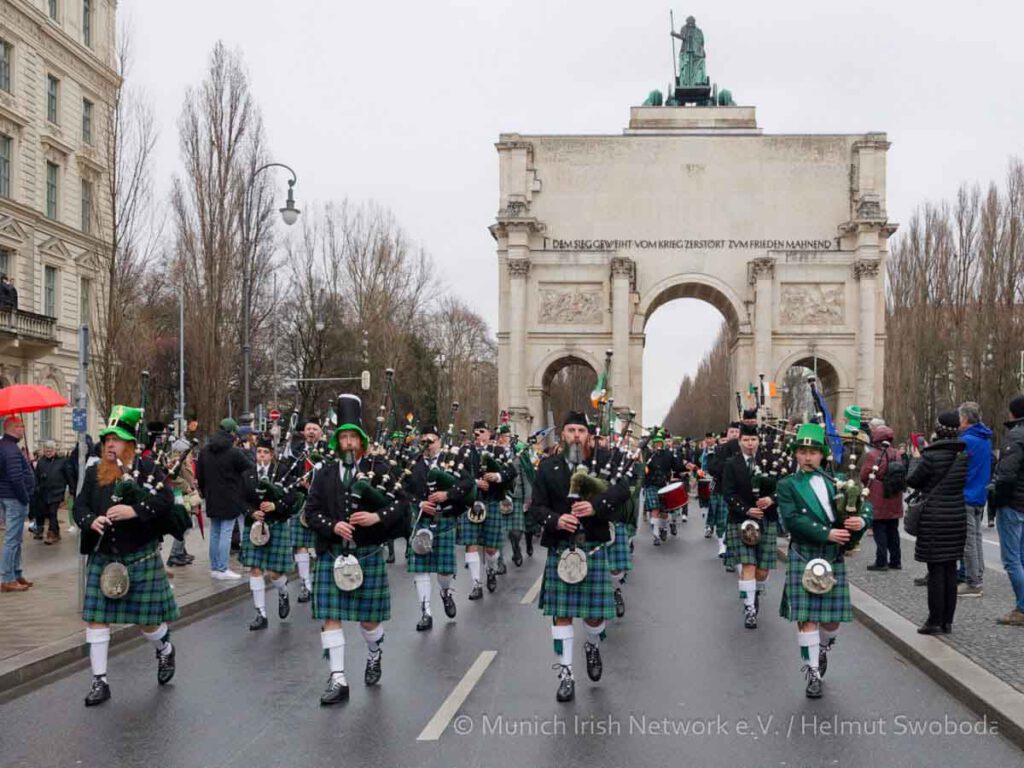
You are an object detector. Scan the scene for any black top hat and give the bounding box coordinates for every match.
[330,394,369,449]
[472,419,490,432]
[739,422,759,437]
[562,410,589,428]
[256,435,274,450]
[419,424,440,437]
[742,408,758,420]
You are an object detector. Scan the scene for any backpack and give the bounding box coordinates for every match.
[880,449,908,498]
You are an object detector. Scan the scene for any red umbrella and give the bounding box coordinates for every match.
[0,384,68,417]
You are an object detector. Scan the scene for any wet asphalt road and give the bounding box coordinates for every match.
[1,503,1021,768]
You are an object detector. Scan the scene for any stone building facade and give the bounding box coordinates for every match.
[0,0,116,448]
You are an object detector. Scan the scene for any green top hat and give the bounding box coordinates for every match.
[329,394,370,450]
[99,405,144,443]
[842,405,864,435]
[650,428,666,444]
[790,422,828,455]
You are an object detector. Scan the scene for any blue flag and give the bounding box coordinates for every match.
[811,388,844,466]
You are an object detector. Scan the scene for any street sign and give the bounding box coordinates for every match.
[72,407,87,434]
[269,408,282,421]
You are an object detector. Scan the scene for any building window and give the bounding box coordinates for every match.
[0,40,11,93]
[46,162,58,219]
[82,0,92,47]
[39,408,53,441]
[82,98,92,144]
[48,0,58,21]
[0,248,9,278]
[81,178,92,233]
[80,277,91,327]
[0,134,10,198]
[44,265,57,317]
[46,75,59,124]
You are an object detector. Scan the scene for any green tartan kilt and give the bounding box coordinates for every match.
[406,520,457,575]
[643,485,662,513]
[725,519,778,570]
[539,547,616,620]
[605,522,633,573]
[708,494,728,535]
[240,519,294,574]
[506,497,527,534]
[288,504,318,550]
[83,542,180,625]
[456,501,505,549]
[312,545,390,623]
[779,544,853,624]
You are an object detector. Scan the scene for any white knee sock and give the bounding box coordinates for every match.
[437,573,453,593]
[271,575,288,591]
[141,623,172,656]
[86,627,110,678]
[739,579,756,609]
[583,621,606,645]
[651,517,659,536]
[484,551,498,571]
[295,552,311,589]
[250,576,267,616]
[798,630,820,671]
[361,624,385,655]
[819,626,839,649]
[756,576,769,595]
[321,628,346,683]
[552,624,574,668]
[465,551,481,584]
[414,573,432,615]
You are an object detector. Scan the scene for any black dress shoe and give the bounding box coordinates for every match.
[584,641,603,682]
[866,564,889,571]
[84,676,110,707]
[652,536,661,547]
[365,651,382,686]
[941,623,952,634]
[613,588,625,618]
[805,667,822,698]
[416,612,433,631]
[917,623,943,635]
[183,553,195,563]
[889,564,902,570]
[249,612,268,631]
[297,584,311,603]
[669,521,678,536]
[486,568,497,593]
[166,556,189,567]
[555,666,575,702]
[743,606,758,629]
[913,577,928,587]
[278,590,291,619]
[320,675,349,706]
[468,583,483,600]
[496,558,507,576]
[441,589,457,618]
[156,644,176,685]
[659,528,668,542]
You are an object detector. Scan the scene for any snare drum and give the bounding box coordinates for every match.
[697,477,712,503]
[657,481,689,513]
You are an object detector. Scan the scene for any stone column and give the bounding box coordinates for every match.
[610,257,634,403]
[507,258,530,415]
[749,257,775,389]
[854,259,879,409]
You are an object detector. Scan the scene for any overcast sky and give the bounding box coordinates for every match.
[121,0,1024,424]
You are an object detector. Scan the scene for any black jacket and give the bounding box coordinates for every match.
[708,438,740,485]
[529,452,635,549]
[992,417,1024,513]
[34,455,68,505]
[73,457,175,556]
[306,457,409,553]
[404,453,474,518]
[722,451,778,524]
[196,430,255,520]
[643,447,683,488]
[908,438,967,564]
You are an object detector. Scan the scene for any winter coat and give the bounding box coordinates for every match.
[0,433,35,504]
[196,430,254,520]
[907,438,967,564]
[959,422,993,508]
[33,455,68,505]
[860,426,903,521]
[992,417,1024,513]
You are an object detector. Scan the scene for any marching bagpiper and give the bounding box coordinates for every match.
[75,405,180,707]
[289,416,326,603]
[777,423,872,698]
[305,394,409,706]
[458,420,515,600]
[531,411,635,702]
[507,435,536,566]
[404,424,472,630]
[707,423,741,565]
[240,436,301,631]
[722,422,778,629]
[493,425,518,575]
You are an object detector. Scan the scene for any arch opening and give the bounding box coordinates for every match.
[540,355,598,427]
[780,356,840,421]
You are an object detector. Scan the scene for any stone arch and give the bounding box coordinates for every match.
[530,351,600,428]
[775,349,849,417]
[635,273,747,336]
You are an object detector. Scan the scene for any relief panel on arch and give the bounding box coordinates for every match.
[778,283,845,326]
[537,283,605,326]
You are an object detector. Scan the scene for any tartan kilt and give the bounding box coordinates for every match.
[779,544,853,624]
[83,543,180,625]
[456,501,505,549]
[240,519,294,574]
[605,522,633,573]
[288,504,318,550]
[507,497,527,534]
[709,494,728,536]
[643,485,662,513]
[312,545,390,623]
[539,547,616,619]
[406,521,457,575]
[725,519,778,570]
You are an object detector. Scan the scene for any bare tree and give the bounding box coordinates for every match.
[663,324,732,436]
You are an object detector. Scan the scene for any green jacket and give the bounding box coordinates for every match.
[777,468,872,547]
